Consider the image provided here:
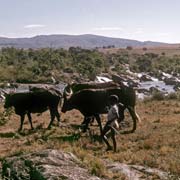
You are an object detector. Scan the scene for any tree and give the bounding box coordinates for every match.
[126,46,133,50]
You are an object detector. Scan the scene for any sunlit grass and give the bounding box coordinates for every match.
[0,99,180,177]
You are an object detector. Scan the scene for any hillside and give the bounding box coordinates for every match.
[0,34,170,49]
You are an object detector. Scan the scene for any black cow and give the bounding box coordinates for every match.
[62,87,140,135]
[63,81,120,95]
[63,82,122,130]
[4,89,62,131]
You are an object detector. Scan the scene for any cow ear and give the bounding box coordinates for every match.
[118,103,125,108]
[9,87,16,94]
[0,94,6,100]
[2,89,8,95]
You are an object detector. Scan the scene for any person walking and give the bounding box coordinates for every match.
[102,95,125,152]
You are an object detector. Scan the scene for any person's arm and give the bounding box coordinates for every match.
[116,106,119,119]
[112,105,119,119]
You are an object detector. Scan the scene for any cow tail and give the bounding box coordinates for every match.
[128,106,141,123]
[127,106,141,133]
[59,97,63,108]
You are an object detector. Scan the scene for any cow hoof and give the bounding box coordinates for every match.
[47,126,51,130]
[18,128,22,132]
[106,146,113,151]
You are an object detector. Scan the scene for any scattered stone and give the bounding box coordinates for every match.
[1,149,174,180]
[106,162,170,180]
[140,74,152,82]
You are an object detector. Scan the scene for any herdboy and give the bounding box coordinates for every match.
[102,95,125,152]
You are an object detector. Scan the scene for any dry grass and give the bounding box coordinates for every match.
[99,45,180,56]
[0,100,180,178]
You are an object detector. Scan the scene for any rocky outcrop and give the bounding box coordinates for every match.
[1,149,103,180]
[112,74,139,87]
[106,162,170,180]
[1,149,174,180]
[139,74,156,82]
[164,77,180,86]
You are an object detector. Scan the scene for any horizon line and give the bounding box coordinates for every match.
[0,33,178,45]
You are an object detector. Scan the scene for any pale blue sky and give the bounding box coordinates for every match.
[0,0,180,43]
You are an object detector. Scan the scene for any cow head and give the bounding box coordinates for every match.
[0,90,9,104]
[61,96,74,113]
[4,93,13,109]
[63,84,73,100]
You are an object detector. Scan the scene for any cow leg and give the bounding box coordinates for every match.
[118,104,125,123]
[55,109,61,126]
[81,117,86,125]
[111,129,117,152]
[95,115,103,136]
[27,112,34,130]
[48,108,56,129]
[127,106,139,133]
[81,116,94,126]
[81,117,91,132]
[19,114,25,132]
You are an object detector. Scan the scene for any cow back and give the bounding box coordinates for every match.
[62,87,136,115]
[4,91,61,114]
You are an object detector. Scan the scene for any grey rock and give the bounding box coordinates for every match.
[106,162,170,180]
[2,149,103,180]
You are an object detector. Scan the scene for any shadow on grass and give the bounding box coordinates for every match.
[0,129,41,138]
[18,124,50,136]
[89,134,102,143]
[18,128,40,136]
[70,124,83,130]
[0,132,16,138]
[51,133,81,143]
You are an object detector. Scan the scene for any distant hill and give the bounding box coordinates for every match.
[0,34,171,49]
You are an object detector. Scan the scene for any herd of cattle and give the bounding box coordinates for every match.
[0,81,140,150]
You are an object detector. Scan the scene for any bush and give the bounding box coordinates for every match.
[151,91,165,101]
[167,92,178,100]
[126,46,133,50]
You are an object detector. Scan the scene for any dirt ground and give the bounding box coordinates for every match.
[0,99,180,178]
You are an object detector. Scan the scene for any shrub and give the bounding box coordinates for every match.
[167,92,178,100]
[151,91,165,101]
[126,46,133,50]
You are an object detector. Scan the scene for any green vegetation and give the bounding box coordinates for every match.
[129,52,180,75]
[0,46,180,178]
[0,47,180,83]
[0,47,106,83]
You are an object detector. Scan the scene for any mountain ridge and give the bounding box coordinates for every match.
[0,34,174,49]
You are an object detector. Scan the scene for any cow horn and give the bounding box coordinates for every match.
[64,87,73,97]
[0,94,5,100]
[2,89,8,95]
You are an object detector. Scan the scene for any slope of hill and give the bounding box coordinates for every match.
[0,34,169,49]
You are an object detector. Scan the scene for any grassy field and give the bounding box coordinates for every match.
[0,99,180,179]
[99,46,180,56]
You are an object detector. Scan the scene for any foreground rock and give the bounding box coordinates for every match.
[2,149,103,180]
[107,162,170,180]
[1,149,174,180]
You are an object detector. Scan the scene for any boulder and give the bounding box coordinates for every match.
[1,149,174,180]
[139,74,152,82]
[164,77,179,86]
[112,74,139,87]
[106,162,170,180]
[1,149,103,180]
[149,87,160,93]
